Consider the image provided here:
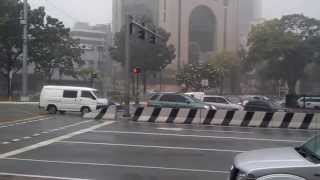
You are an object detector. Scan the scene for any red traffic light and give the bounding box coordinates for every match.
[133,68,141,74]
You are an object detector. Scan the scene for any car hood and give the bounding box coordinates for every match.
[234,147,312,174]
[97,98,108,105]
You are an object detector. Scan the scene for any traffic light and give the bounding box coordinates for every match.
[149,34,156,44]
[133,67,141,75]
[137,23,146,40]
[129,22,134,35]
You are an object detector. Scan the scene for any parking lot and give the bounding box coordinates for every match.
[0,114,318,180]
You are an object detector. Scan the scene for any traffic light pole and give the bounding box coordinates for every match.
[21,0,28,101]
[123,15,133,117]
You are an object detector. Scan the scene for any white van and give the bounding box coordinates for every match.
[39,86,108,115]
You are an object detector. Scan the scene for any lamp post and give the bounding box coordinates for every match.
[223,0,229,50]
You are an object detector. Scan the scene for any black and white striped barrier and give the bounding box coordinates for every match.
[83,106,117,120]
[131,107,320,130]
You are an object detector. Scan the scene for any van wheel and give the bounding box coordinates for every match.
[81,107,91,116]
[47,105,57,114]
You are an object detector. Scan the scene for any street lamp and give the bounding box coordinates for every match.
[223,0,229,50]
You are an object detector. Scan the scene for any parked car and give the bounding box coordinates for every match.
[148,93,215,110]
[297,97,320,109]
[39,86,108,115]
[241,95,270,106]
[184,92,205,100]
[230,135,320,180]
[244,100,287,112]
[201,95,243,111]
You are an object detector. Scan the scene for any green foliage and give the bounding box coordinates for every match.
[28,7,84,82]
[247,14,320,94]
[109,21,176,73]
[177,51,240,93]
[0,0,23,96]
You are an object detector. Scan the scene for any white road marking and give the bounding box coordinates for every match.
[0,172,92,180]
[23,137,31,139]
[0,116,50,126]
[157,127,253,134]
[0,126,7,128]
[2,142,10,145]
[12,139,20,142]
[3,157,229,174]
[133,121,320,132]
[33,133,41,137]
[59,140,245,153]
[0,121,114,158]
[91,130,305,143]
[157,127,183,131]
[41,131,49,134]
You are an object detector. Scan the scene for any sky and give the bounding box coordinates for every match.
[29,0,320,28]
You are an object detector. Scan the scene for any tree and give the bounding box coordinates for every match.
[176,64,203,91]
[109,20,175,93]
[207,51,240,94]
[28,7,83,83]
[247,14,320,94]
[0,0,23,97]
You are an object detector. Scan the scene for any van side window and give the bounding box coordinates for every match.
[81,91,96,100]
[63,90,78,98]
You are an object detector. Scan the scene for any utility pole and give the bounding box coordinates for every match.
[21,0,28,101]
[223,0,229,50]
[177,0,182,70]
[123,15,132,117]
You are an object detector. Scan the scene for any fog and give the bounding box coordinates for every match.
[29,0,320,27]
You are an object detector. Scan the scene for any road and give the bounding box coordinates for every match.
[0,114,318,180]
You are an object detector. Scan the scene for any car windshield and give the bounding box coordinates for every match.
[300,135,320,162]
[188,96,203,103]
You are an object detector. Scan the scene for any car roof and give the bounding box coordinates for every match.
[43,86,97,91]
[203,95,225,98]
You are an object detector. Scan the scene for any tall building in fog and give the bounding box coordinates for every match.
[238,0,262,47]
[112,0,261,68]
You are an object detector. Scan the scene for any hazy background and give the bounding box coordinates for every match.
[29,0,320,28]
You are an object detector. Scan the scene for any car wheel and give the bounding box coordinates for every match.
[47,105,57,114]
[59,111,66,115]
[81,107,91,116]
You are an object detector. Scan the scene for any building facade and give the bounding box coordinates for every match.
[112,0,262,68]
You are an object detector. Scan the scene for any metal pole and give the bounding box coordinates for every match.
[223,0,228,50]
[177,0,182,70]
[124,15,132,117]
[22,0,28,101]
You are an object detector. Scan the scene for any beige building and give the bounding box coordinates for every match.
[112,0,261,68]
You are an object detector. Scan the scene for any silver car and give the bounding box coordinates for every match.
[230,135,320,180]
[202,96,243,111]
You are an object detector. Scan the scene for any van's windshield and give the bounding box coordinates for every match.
[92,91,100,98]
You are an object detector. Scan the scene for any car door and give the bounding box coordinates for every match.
[203,97,222,109]
[173,95,190,108]
[61,90,79,111]
[215,97,230,110]
[80,91,97,109]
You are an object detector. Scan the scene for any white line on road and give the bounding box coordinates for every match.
[0,121,114,158]
[157,127,253,134]
[12,139,20,142]
[33,133,41,137]
[0,116,50,126]
[2,142,10,145]
[59,140,245,153]
[91,130,305,143]
[3,157,229,174]
[0,172,92,180]
[23,137,31,139]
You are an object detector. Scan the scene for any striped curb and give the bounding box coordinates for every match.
[83,106,117,120]
[83,106,320,130]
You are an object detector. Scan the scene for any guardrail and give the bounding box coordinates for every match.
[84,107,319,130]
